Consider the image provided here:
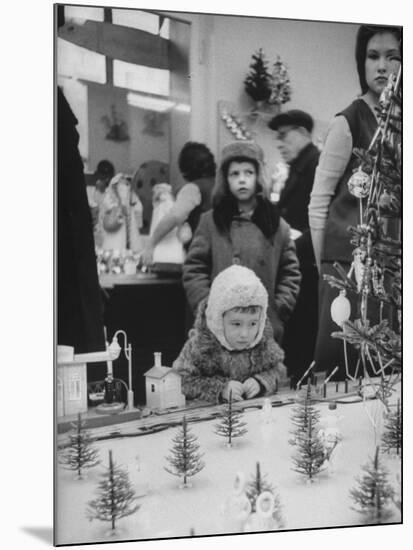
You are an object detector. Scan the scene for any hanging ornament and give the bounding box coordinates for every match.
[330,290,351,327]
[379,74,395,110]
[352,247,366,292]
[347,167,371,198]
[372,261,386,299]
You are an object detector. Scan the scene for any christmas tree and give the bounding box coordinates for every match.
[245,462,283,526]
[268,55,292,107]
[59,413,100,479]
[87,450,140,532]
[244,48,272,103]
[214,390,248,446]
[289,380,320,445]
[381,398,402,456]
[350,446,395,524]
[164,416,205,487]
[291,408,325,482]
[325,68,402,391]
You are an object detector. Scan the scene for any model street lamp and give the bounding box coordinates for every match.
[108,330,134,411]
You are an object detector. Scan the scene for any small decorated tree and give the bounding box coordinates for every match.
[244,48,272,103]
[289,380,320,445]
[87,450,140,533]
[59,413,100,479]
[381,398,402,456]
[291,410,325,482]
[268,56,292,108]
[214,390,248,447]
[164,416,205,487]
[350,446,395,524]
[245,462,283,526]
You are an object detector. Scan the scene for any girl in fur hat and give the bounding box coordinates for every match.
[183,140,301,343]
[173,265,287,403]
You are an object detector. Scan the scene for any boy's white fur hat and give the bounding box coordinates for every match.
[206,265,268,350]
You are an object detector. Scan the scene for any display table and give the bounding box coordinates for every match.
[94,272,187,405]
[55,382,401,545]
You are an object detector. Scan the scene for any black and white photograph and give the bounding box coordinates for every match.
[3,1,409,549]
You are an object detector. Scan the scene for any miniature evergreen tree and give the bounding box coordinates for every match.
[291,407,325,482]
[87,450,140,532]
[59,413,100,479]
[245,462,283,526]
[214,390,248,446]
[289,380,320,445]
[244,48,271,103]
[350,446,395,524]
[164,416,205,487]
[381,399,401,456]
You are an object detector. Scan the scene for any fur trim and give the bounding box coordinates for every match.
[216,140,267,196]
[205,265,268,350]
[193,299,284,376]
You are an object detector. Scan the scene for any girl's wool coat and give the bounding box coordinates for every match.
[182,206,301,342]
[172,300,287,403]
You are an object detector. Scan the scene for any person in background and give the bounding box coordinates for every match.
[140,141,216,266]
[308,24,401,379]
[267,110,320,383]
[89,159,115,245]
[183,140,301,344]
[173,265,287,403]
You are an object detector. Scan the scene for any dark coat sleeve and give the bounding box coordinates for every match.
[57,87,105,353]
[273,223,301,323]
[182,213,213,313]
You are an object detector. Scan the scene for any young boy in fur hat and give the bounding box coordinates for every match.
[172,265,287,403]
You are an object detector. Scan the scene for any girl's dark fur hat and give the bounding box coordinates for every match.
[215,140,267,193]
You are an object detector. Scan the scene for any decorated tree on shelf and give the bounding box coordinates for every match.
[268,56,292,108]
[164,416,205,487]
[245,462,284,527]
[350,446,395,524]
[244,48,272,103]
[214,390,248,447]
[59,413,100,479]
[324,67,402,393]
[381,398,402,456]
[87,450,140,533]
[289,380,320,445]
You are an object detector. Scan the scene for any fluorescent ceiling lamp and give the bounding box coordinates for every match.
[114,60,170,96]
[127,92,174,112]
[175,103,191,113]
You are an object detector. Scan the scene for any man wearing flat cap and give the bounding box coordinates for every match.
[268,109,320,383]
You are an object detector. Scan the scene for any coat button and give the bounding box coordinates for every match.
[233,256,241,265]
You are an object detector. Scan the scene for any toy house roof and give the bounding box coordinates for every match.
[144,366,179,379]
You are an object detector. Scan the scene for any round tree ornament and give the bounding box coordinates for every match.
[330,290,351,327]
[347,167,371,198]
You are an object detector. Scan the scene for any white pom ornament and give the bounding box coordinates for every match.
[347,167,371,198]
[330,290,351,327]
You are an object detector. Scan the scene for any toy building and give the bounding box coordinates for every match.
[144,352,185,410]
[56,345,120,419]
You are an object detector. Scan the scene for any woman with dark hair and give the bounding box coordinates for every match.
[309,24,401,378]
[141,141,216,265]
[183,140,301,343]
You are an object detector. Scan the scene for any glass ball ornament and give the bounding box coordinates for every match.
[330,290,351,327]
[347,168,371,198]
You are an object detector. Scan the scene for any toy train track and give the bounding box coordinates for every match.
[56,381,377,449]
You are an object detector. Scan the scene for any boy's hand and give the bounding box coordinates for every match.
[243,378,261,399]
[222,380,244,402]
